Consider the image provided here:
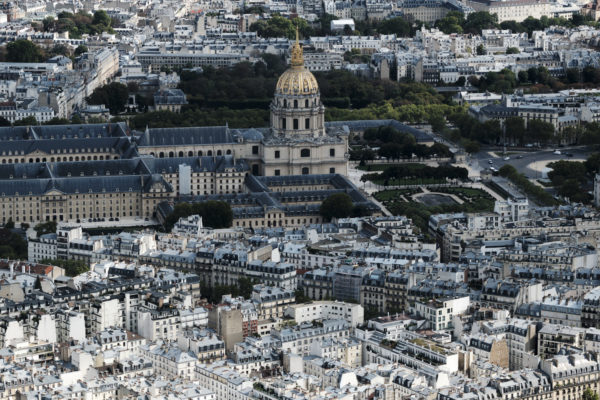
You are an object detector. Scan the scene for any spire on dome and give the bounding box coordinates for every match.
[290,25,304,67]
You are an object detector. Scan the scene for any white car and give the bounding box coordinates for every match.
[553,150,561,155]
[503,156,510,161]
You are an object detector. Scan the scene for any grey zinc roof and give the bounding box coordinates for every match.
[0,123,129,142]
[0,137,137,158]
[0,174,172,196]
[143,155,249,174]
[137,126,234,147]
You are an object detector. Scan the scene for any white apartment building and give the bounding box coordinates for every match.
[140,342,197,380]
[137,306,180,342]
[309,337,362,368]
[411,296,470,331]
[55,310,86,343]
[196,361,253,400]
[467,0,552,22]
[494,198,529,223]
[284,301,364,327]
[272,319,351,356]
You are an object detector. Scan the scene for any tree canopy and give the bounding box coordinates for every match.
[320,193,354,221]
[6,40,45,63]
[87,82,130,114]
[0,228,27,260]
[42,10,115,39]
[165,201,233,231]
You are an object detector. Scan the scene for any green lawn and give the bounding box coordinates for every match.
[375,186,495,234]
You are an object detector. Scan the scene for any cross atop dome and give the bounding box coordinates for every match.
[290,25,304,67]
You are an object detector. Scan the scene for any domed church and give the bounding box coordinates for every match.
[258,29,349,176]
[136,31,350,177]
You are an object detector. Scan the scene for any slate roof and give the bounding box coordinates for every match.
[137,126,234,147]
[0,123,129,142]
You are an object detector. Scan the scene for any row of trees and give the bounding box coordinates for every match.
[353,126,453,160]
[436,11,595,36]
[470,65,600,94]
[164,201,233,231]
[363,164,468,183]
[0,39,87,63]
[545,152,600,203]
[498,164,557,206]
[40,10,117,39]
[447,112,555,147]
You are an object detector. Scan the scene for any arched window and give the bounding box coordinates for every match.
[198,151,203,156]
[283,99,287,108]
[188,151,193,156]
[168,151,174,157]
[178,151,184,157]
[217,150,222,156]
[159,152,164,158]
[305,99,309,107]
[300,148,310,157]
[226,149,232,155]
[208,150,212,156]
[302,167,309,175]
[294,100,298,108]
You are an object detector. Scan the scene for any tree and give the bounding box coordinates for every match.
[165,201,233,231]
[34,277,42,290]
[505,117,526,145]
[44,117,71,125]
[566,68,581,83]
[0,117,9,127]
[4,219,14,229]
[378,17,412,36]
[13,116,38,126]
[6,40,45,63]
[518,70,529,84]
[463,139,481,154]
[320,193,354,221]
[506,47,520,54]
[74,44,88,56]
[527,119,554,145]
[40,258,89,277]
[87,82,129,114]
[463,11,498,34]
[476,44,486,55]
[0,227,27,259]
[34,221,57,236]
[92,10,112,27]
[48,44,71,58]
[583,388,599,400]
[435,11,464,34]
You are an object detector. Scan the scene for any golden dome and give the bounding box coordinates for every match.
[275,27,319,96]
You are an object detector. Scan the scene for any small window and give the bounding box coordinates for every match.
[281,118,286,129]
[294,100,298,108]
[330,148,335,157]
[252,146,259,155]
[300,149,310,157]
[274,169,280,176]
[305,118,310,129]
[302,167,309,175]
[329,168,335,174]
[275,150,280,159]
[305,99,309,107]
[293,119,299,130]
